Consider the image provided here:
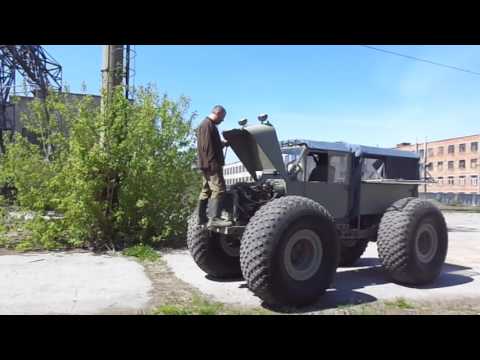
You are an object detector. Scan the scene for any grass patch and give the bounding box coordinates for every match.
[152,305,195,315]
[384,298,414,310]
[123,244,160,262]
[151,295,224,315]
[151,295,273,316]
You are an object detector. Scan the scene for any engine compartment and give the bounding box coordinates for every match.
[224,179,285,226]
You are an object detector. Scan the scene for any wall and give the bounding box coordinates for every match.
[4,93,101,134]
[420,192,480,207]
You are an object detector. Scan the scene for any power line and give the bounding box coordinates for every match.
[361,45,480,76]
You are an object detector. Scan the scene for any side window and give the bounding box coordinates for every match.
[329,154,349,184]
[362,158,385,180]
[306,153,328,182]
[306,152,349,183]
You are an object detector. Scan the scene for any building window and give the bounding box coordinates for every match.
[459,143,466,153]
[448,161,454,170]
[471,142,478,152]
[437,177,443,185]
[437,161,443,171]
[428,148,434,157]
[448,145,455,154]
[418,149,425,159]
[448,176,455,185]
[437,146,444,156]
[459,176,466,186]
[472,176,478,186]
[459,160,466,169]
[426,162,433,171]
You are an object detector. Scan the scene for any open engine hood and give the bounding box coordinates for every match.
[222,124,286,181]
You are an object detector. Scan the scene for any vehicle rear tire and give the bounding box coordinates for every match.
[240,196,339,306]
[377,197,448,285]
[339,239,369,267]
[187,212,242,279]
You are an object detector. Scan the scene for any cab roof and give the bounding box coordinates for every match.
[280,139,420,160]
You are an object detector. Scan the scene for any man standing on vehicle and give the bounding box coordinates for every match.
[196,105,232,227]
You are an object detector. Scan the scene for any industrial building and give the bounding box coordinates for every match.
[397,134,480,194]
[1,45,134,152]
[4,93,101,139]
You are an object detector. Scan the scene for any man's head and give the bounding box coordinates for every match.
[209,105,227,124]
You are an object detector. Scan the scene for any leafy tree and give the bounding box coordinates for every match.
[0,86,200,251]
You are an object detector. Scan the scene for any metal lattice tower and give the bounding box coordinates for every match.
[0,45,62,152]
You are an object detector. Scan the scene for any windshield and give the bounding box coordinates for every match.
[281,146,303,167]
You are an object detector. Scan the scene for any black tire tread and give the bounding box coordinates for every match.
[187,214,241,278]
[377,197,448,285]
[339,240,369,267]
[240,195,338,305]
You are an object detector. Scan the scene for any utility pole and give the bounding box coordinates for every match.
[101,45,124,111]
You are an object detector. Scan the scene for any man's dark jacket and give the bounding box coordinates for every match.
[197,117,224,172]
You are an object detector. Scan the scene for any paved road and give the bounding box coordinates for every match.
[0,251,151,314]
[164,211,480,310]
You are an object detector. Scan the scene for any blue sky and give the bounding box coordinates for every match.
[43,45,480,162]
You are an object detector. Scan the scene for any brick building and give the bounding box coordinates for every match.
[397,135,480,194]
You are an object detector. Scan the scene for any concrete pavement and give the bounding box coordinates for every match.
[163,211,480,310]
[0,251,152,314]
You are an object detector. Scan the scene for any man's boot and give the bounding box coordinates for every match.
[207,196,233,228]
[197,199,209,226]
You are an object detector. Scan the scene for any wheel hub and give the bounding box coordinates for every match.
[415,222,438,264]
[284,229,323,281]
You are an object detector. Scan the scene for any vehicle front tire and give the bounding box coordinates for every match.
[377,197,448,285]
[187,213,242,279]
[240,196,339,306]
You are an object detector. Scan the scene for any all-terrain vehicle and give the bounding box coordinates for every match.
[187,115,448,306]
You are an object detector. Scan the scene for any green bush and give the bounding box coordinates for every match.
[123,244,160,262]
[0,86,200,251]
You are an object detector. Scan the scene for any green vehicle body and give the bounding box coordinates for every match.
[220,122,421,241]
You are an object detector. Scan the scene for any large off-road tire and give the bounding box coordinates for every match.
[187,214,242,279]
[339,239,369,267]
[240,196,339,306]
[377,197,448,285]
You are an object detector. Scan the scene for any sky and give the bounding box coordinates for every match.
[43,45,480,162]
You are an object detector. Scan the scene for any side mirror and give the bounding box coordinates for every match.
[287,163,303,178]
